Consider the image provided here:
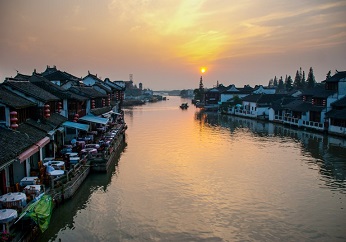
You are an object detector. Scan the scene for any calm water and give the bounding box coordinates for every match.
[39,96,346,242]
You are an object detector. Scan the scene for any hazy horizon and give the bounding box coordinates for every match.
[1,0,345,90]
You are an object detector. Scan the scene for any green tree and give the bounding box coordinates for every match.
[278,76,284,90]
[273,76,278,87]
[293,70,302,88]
[285,75,293,90]
[307,67,315,88]
[301,71,306,88]
[193,89,202,101]
[268,78,274,87]
[199,76,204,91]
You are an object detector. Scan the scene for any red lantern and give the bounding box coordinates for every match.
[10,111,18,129]
[44,104,50,118]
[73,113,79,122]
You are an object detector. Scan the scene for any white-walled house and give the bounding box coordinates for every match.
[325,71,346,136]
[252,85,276,94]
[235,94,286,119]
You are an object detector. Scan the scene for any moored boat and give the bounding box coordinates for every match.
[89,123,126,172]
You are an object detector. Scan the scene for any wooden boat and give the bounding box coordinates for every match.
[89,124,126,172]
[180,103,189,109]
[47,157,91,203]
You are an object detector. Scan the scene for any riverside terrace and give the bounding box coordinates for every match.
[0,111,127,241]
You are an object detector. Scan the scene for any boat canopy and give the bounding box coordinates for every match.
[62,121,89,131]
[79,114,109,125]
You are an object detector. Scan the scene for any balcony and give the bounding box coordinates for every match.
[302,120,324,131]
[235,109,257,118]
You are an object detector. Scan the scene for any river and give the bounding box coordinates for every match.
[38,95,346,242]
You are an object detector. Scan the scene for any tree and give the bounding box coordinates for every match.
[230,95,242,106]
[199,76,204,91]
[307,67,315,88]
[273,76,278,87]
[301,71,306,88]
[293,70,302,88]
[193,89,202,101]
[285,75,293,90]
[278,76,284,90]
[268,78,274,87]
[194,76,205,101]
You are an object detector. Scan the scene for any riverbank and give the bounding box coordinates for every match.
[34,96,346,242]
[7,121,127,242]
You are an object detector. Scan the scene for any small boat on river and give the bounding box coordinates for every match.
[180,103,189,109]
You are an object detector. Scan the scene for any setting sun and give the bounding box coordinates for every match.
[201,67,206,73]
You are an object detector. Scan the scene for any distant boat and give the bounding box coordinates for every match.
[180,103,189,109]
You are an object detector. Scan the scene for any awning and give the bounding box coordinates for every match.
[18,145,39,163]
[62,121,89,131]
[36,137,50,148]
[78,115,109,125]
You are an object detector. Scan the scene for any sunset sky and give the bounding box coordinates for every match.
[0,0,345,90]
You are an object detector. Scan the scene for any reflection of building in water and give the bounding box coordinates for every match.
[197,111,346,191]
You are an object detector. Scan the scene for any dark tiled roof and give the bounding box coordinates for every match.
[0,126,36,165]
[324,71,346,83]
[301,86,335,98]
[41,65,58,76]
[270,97,297,111]
[4,79,60,102]
[283,100,325,112]
[29,74,70,99]
[14,73,31,80]
[17,123,47,142]
[104,79,125,91]
[25,119,54,132]
[223,84,253,94]
[242,94,286,104]
[91,106,112,116]
[43,69,80,87]
[0,120,52,165]
[46,113,68,127]
[331,96,346,108]
[242,94,262,102]
[83,72,103,83]
[0,86,36,108]
[25,114,67,132]
[257,94,286,104]
[65,90,88,101]
[69,86,107,98]
[205,85,228,94]
[283,100,310,112]
[93,82,112,93]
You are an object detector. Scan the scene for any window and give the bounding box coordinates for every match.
[0,106,5,122]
